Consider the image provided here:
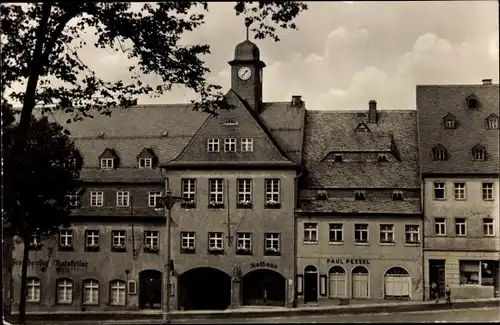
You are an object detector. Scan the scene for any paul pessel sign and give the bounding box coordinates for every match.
[13,259,89,269]
[327,258,370,265]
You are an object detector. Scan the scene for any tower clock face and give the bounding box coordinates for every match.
[238,67,252,80]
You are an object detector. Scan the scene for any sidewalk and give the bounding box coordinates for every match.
[9,297,500,322]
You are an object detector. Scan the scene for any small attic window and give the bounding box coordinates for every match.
[333,154,343,163]
[466,95,479,109]
[377,153,388,162]
[392,190,404,201]
[432,145,447,161]
[354,191,365,201]
[486,115,498,129]
[137,148,156,169]
[444,119,456,129]
[100,158,114,169]
[139,158,152,169]
[316,191,328,200]
[224,119,238,126]
[99,148,119,169]
[64,158,77,170]
[472,145,486,161]
[355,122,370,132]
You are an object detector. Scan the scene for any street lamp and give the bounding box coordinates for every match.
[157,178,184,324]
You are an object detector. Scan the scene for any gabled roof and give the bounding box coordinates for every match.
[137,148,156,159]
[303,109,419,188]
[433,144,446,150]
[442,113,456,120]
[355,122,371,132]
[298,198,421,214]
[417,84,499,174]
[99,148,118,159]
[486,113,498,120]
[471,144,485,151]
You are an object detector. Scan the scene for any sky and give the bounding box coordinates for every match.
[9,1,500,111]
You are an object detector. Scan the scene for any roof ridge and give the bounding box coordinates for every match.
[306,109,416,113]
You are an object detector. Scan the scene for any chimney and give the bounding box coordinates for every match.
[291,95,302,107]
[368,100,377,123]
[482,79,493,85]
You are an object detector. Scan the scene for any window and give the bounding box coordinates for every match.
[144,231,159,253]
[224,138,236,152]
[83,280,99,305]
[265,179,280,207]
[392,190,404,201]
[334,154,343,162]
[56,279,73,304]
[482,183,494,200]
[455,218,467,236]
[444,119,456,129]
[379,224,394,244]
[354,191,365,200]
[208,232,224,253]
[241,138,253,152]
[64,158,77,170]
[236,233,252,254]
[148,191,162,207]
[483,218,494,236]
[66,194,80,207]
[472,146,485,161]
[138,158,152,169]
[433,183,445,200]
[377,153,388,162]
[454,183,466,200]
[85,230,100,250]
[329,223,343,243]
[481,261,495,286]
[181,232,196,252]
[182,179,196,207]
[26,278,41,303]
[467,97,478,109]
[460,261,479,284]
[90,191,104,207]
[433,147,447,161]
[209,179,224,207]
[100,158,114,169]
[59,230,73,249]
[110,280,126,306]
[354,224,369,244]
[116,191,130,207]
[303,223,318,244]
[434,218,446,236]
[405,225,420,244]
[264,233,280,254]
[237,179,252,207]
[207,138,219,152]
[112,230,126,251]
[488,117,498,129]
[224,119,238,126]
[29,234,41,250]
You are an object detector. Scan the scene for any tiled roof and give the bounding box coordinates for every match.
[70,206,164,217]
[297,199,421,214]
[80,168,164,183]
[417,84,500,174]
[302,109,419,188]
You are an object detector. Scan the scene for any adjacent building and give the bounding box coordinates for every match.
[295,101,424,304]
[417,79,500,299]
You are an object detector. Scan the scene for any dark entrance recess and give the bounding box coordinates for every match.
[304,265,318,303]
[242,269,286,306]
[139,269,162,309]
[429,260,445,299]
[179,267,231,310]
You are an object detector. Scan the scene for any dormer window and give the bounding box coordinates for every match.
[224,119,238,126]
[100,158,114,169]
[139,158,152,169]
[466,94,479,109]
[486,114,498,129]
[64,158,77,170]
[472,145,486,161]
[442,113,456,129]
[392,190,404,201]
[432,145,447,161]
[354,191,365,201]
[136,148,156,169]
[334,154,343,163]
[355,122,370,132]
[377,153,388,162]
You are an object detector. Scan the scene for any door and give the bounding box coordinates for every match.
[139,270,162,309]
[304,265,318,303]
[351,266,369,298]
[329,266,346,298]
[429,260,445,299]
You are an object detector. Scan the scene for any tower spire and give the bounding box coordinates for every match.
[245,19,251,41]
[246,25,249,41]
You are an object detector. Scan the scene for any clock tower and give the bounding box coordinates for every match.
[228,39,266,114]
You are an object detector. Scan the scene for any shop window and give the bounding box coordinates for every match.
[459,260,495,286]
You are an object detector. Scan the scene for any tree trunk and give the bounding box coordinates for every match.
[18,236,30,325]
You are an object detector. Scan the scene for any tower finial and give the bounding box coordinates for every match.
[245,19,251,41]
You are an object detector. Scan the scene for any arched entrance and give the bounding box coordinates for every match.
[384,267,411,299]
[242,269,286,306]
[351,266,369,298]
[329,266,346,298]
[179,267,231,310]
[139,270,162,309]
[304,265,318,303]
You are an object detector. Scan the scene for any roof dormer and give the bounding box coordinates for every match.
[485,113,499,130]
[432,144,447,161]
[442,113,457,129]
[99,148,119,169]
[64,149,83,170]
[465,94,479,110]
[136,148,157,169]
[355,122,371,132]
[471,144,486,161]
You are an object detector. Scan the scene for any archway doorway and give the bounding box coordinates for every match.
[351,266,369,298]
[242,269,286,306]
[178,267,231,310]
[384,267,411,299]
[329,266,346,298]
[304,265,318,303]
[139,270,162,309]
